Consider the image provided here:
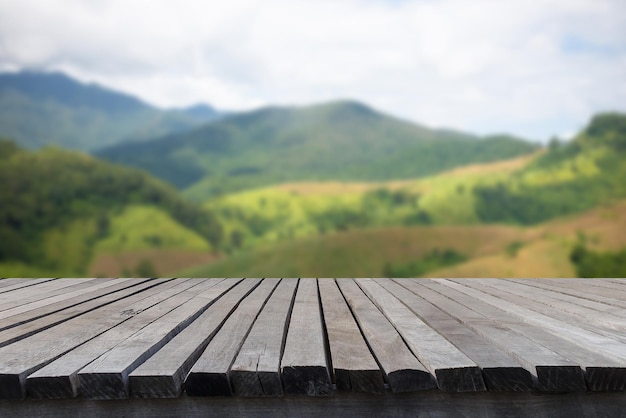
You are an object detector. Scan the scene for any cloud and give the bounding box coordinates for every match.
[0,0,625,140]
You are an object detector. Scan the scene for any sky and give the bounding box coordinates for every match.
[0,0,625,141]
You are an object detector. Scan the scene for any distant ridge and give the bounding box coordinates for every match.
[0,70,222,150]
[97,99,539,199]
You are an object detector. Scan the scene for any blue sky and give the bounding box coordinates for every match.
[0,0,625,141]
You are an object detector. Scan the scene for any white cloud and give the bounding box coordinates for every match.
[0,0,625,140]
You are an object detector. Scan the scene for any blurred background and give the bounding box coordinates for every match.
[1,0,625,278]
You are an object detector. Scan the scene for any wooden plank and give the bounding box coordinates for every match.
[129,279,261,398]
[382,279,533,391]
[279,279,333,396]
[336,279,435,393]
[498,280,626,332]
[0,279,95,311]
[406,280,593,391]
[77,279,250,400]
[463,279,626,343]
[229,279,298,397]
[184,279,280,397]
[0,279,132,325]
[0,279,56,294]
[317,279,385,394]
[508,279,626,310]
[434,281,626,391]
[26,279,223,399]
[0,279,175,399]
[0,279,46,290]
[0,279,158,347]
[356,279,485,393]
[547,278,626,297]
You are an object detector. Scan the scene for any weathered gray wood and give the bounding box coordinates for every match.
[404,280,591,392]
[280,279,332,396]
[384,279,534,391]
[0,279,49,290]
[450,279,626,351]
[433,279,626,391]
[356,279,485,392]
[0,279,174,399]
[129,279,260,398]
[0,279,56,294]
[496,279,626,331]
[26,279,223,399]
[229,279,298,397]
[514,278,626,311]
[317,279,385,394]
[0,279,132,324]
[336,279,435,393]
[436,279,626,390]
[0,279,158,347]
[77,279,247,400]
[0,279,96,311]
[185,279,280,397]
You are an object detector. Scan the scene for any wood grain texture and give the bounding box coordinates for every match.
[0,279,157,346]
[0,279,174,399]
[230,279,298,397]
[129,279,258,398]
[412,279,588,392]
[185,279,279,397]
[385,279,534,391]
[77,279,242,400]
[280,279,332,396]
[318,279,385,394]
[26,279,221,399]
[357,279,485,393]
[0,278,624,402]
[336,279,435,393]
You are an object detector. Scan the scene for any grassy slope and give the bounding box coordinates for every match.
[179,198,626,278]
[427,199,626,278]
[180,111,626,278]
[97,100,537,199]
[179,225,530,278]
[206,152,540,251]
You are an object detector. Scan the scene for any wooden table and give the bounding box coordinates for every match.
[0,278,624,416]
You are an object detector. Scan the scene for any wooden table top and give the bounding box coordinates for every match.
[0,278,625,402]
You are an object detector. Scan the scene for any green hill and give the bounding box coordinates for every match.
[97,100,538,199]
[0,139,223,276]
[0,71,221,150]
[180,112,626,277]
[473,112,626,224]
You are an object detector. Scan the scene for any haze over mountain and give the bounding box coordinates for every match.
[98,100,538,199]
[0,71,222,150]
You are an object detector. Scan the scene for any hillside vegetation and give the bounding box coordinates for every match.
[182,112,626,278]
[0,139,222,276]
[97,100,538,199]
[180,198,626,278]
[0,71,220,150]
[207,153,538,252]
[473,113,626,224]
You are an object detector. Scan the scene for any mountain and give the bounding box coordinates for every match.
[0,71,222,150]
[0,138,223,276]
[180,104,221,121]
[97,100,539,199]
